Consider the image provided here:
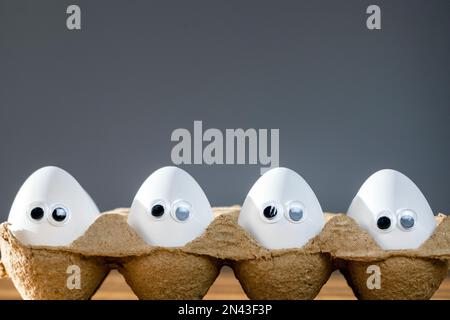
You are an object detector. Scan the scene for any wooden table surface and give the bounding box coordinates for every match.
[0,267,449,300]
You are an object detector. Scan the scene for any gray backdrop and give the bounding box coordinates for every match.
[0,0,449,220]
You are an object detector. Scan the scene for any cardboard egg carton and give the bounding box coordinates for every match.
[1,206,449,300]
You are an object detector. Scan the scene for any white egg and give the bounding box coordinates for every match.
[8,166,100,246]
[347,169,436,250]
[127,166,213,247]
[238,167,325,250]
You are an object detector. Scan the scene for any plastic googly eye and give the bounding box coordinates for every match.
[171,200,192,222]
[30,207,44,221]
[239,168,325,249]
[258,202,283,223]
[376,211,395,232]
[151,204,165,217]
[286,201,305,223]
[398,209,417,230]
[175,205,190,221]
[48,205,70,226]
[263,205,278,220]
[149,200,168,219]
[128,167,214,247]
[8,166,100,246]
[27,202,48,223]
[52,207,68,222]
[377,216,391,230]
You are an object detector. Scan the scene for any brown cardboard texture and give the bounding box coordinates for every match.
[320,214,450,299]
[188,207,333,300]
[1,207,449,300]
[0,208,222,300]
[0,224,109,300]
[70,209,221,299]
[118,250,219,299]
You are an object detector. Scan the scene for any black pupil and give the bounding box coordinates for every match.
[377,216,391,230]
[52,207,67,222]
[263,205,278,219]
[151,204,165,217]
[30,207,44,220]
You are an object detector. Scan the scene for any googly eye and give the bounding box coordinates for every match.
[263,205,277,219]
[150,200,167,218]
[27,202,48,223]
[238,168,325,249]
[48,206,70,226]
[128,167,214,247]
[398,209,416,230]
[286,201,306,223]
[151,204,165,217]
[377,216,391,230]
[30,207,45,221]
[348,169,437,250]
[260,202,283,223]
[376,211,394,231]
[8,166,100,246]
[171,200,191,222]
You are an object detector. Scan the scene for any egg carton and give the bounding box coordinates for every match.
[0,166,449,300]
[1,207,450,300]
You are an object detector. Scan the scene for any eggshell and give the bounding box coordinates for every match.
[65,208,221,300]
[347,169,436,250]
[68,207,332,300]
[1,206,448,300]
[0,207,222,300]
[238,167,325,250]
[8,166,100,246]
[128,167,213,247]
[69,208,221,300]
[187,207,333,299]
[229,168,332,299]
[321,214,450,300]
[340,169,450,299]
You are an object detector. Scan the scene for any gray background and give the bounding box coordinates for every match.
[0,0,449,220]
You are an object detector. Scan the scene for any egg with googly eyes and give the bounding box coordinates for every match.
[121,166,219,299]
[347,169,436,250]
[234,167,332,300]
[8,166,100,246]
[238,167,325,249]
[127,166,214,247]
[341,169,448,300]
[0,166,108,300]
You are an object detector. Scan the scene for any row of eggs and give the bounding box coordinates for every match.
[7,166,436,251]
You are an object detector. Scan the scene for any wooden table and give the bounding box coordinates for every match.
[0,267,449,300]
